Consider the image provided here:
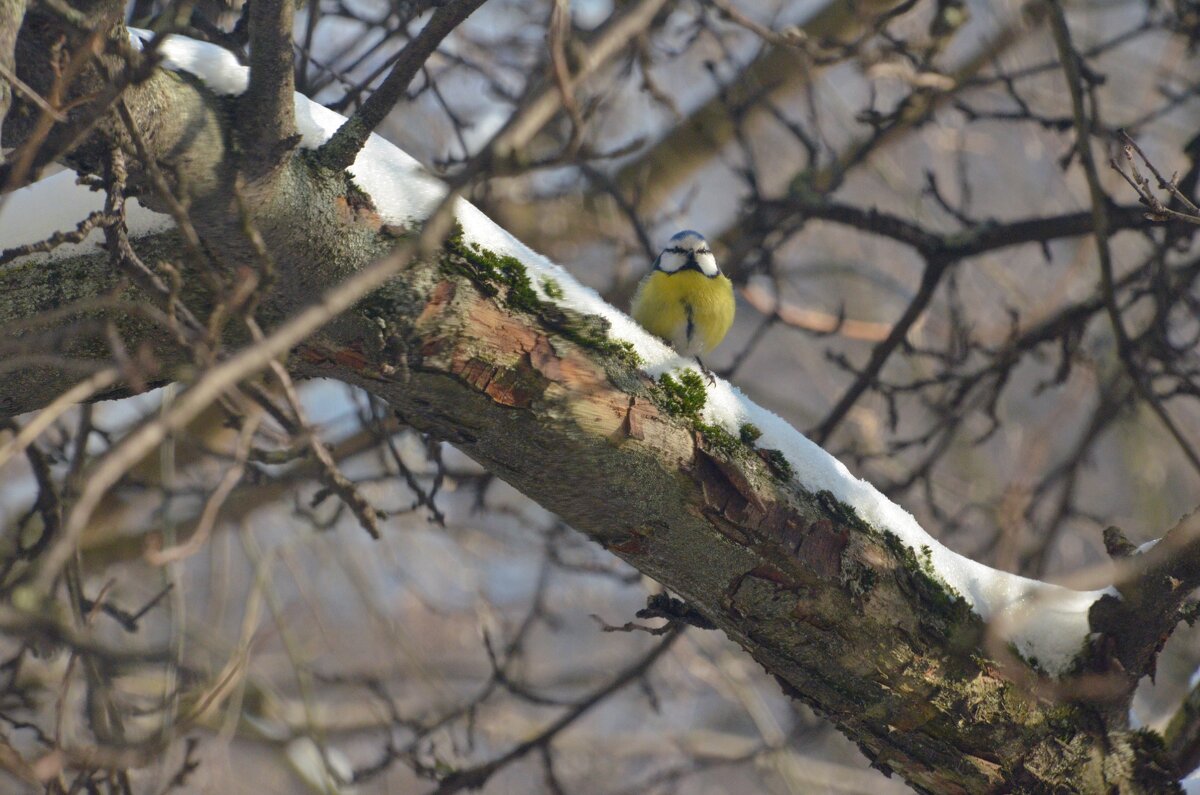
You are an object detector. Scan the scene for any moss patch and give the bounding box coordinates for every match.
[653,371,794,481]
[816,489,870,533]
[739,423,762,444]
[880,529,969,621]
[440,224,642,368]
[539,276,564,300]
[696,422,742,457]
[759,448,794,481]
[443,225,541,314]
[657,370,708,419]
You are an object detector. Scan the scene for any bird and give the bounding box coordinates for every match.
[631,230,735,377]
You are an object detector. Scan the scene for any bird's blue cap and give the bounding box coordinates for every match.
[670,229,706,242]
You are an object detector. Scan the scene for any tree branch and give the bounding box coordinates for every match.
[1090,510,1200,700]
[240,0,298,176]
[1,216,1182,790]
[432,629,681,793]
[811,258,947,445]
[1166,672,1200,776]
[609,0,902,216]
[318,0,488,172]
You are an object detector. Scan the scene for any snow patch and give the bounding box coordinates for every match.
[1184,767,1200,795]
[0,171,168,261]
[0,30,1111,676]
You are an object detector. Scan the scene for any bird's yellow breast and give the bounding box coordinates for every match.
[630,270,735,356]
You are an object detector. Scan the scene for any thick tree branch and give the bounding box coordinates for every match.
[0,218,1183,791]
[2,26,152,192]
[3,16,231,204]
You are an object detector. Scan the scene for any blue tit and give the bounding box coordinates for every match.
[631,230,735,361]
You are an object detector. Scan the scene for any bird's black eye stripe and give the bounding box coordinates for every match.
[665,247,687,254]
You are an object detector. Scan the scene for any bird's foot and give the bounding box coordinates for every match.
[697,358,717,385]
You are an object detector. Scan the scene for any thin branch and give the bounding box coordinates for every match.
[0,208,115,265]
[547,0,584,153]
[0,367,119,472]
[246,322,384,539]
[740,283,892,341]
[1111,130,1200,226]
[811,258,947,445]
[0,0,28,141]
[480,0,670,164]
[0,57,63,125]
[240,0,299,175]
[1048,1,1200,479]
[319,0,488,172]
[431,628,681,794]
[143,411,262,565]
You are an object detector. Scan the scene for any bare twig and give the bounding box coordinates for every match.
[1048,1,1200,478]
[486,0,670,162]
[248,320,384,539]
[0,58,64,123]
[811,259,947,445]
[0,209,115,265]
[547,0,584,153]
[0,367,119,472]
[1111,130,1200,226]
[143,410,262,565]
[431,629,681,794]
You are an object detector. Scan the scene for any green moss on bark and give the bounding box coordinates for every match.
[656,370,708,418]
[739,422,762,443]
[440,223,644,369]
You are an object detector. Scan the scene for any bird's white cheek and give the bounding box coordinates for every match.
[659,252,686,273]
[698,253,718,276]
